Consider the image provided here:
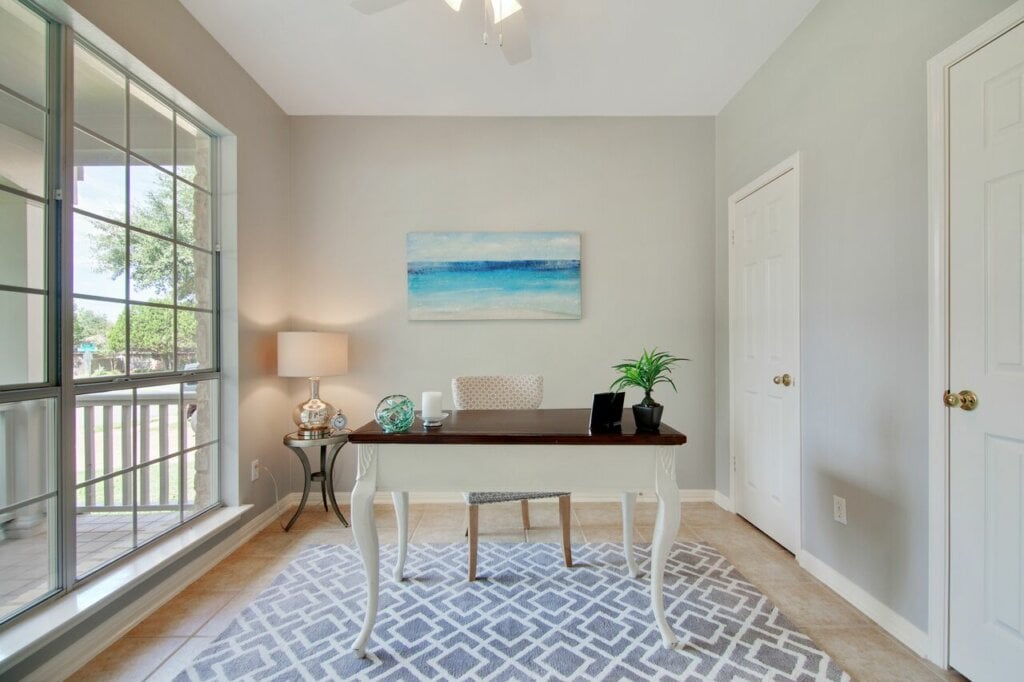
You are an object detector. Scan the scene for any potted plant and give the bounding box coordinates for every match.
[610,348,687,431]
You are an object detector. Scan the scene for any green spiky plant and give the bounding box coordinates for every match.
[609,348,688,407]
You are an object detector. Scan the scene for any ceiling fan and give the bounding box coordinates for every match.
[350,0,531,65]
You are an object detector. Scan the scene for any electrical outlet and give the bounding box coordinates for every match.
[251,459,260,482]
[833,495,847,525]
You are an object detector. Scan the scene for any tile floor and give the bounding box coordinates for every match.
[66,501,960,681]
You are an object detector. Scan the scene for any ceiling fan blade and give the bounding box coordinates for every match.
[350,0,411,15]
[497,10,531,65]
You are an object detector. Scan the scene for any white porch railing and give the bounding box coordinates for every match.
[76,386,197,513]
[0,384,210,540]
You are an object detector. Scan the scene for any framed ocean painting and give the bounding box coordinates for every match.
[407,232,582,320]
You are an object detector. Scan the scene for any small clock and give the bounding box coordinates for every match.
[330,410,348,432]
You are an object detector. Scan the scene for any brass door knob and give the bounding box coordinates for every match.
[773,374,793,387]
[943,390,978,411]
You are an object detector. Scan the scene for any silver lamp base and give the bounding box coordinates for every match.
[293,377,334,439]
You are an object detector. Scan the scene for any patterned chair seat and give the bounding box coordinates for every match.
[465,491,570,505]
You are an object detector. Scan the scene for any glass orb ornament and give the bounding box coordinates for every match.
[374,395,415,433]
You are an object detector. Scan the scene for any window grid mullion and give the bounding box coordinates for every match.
[72,205,127,229]
[0,386,59,404]
[73,293,214,315]
[178,383,185,523]
[176,173,212,198]
[126,437,187,470]
[0,283,49,296]
[72,121,125,156]
[0,490,58,518]
[124,66,132,381]
[0,182,47,205]
[172,111,179,370]
[59,19,80,604]
[129,151,174,181]
[75,462,136,490]
[0,80,47,112]
[73,370,220,395]
[131,388,138,549]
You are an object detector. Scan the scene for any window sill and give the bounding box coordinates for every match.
[0,505,250,673]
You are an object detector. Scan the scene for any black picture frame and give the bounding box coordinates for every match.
[589,392,625,432]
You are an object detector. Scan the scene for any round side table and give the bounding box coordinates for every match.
[282,431,349,531]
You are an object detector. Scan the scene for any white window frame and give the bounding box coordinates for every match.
[66,35,223,584]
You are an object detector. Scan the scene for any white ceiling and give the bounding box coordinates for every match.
[179,0,821,116]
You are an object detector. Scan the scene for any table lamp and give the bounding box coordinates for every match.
[277,331,348,439]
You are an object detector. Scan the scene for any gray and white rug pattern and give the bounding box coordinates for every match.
[173,542,850,681]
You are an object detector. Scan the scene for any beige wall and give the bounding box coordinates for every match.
[715,0,1015,631]
[60,0,295,515]
[289,116,717,490]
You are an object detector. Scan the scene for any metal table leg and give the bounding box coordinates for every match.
[319,445,329,512]
[285,446,313,531]
[284,438,348,530]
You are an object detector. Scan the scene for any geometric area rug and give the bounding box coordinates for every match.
[172,542,851,681]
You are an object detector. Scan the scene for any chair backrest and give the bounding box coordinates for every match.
[451,375,543,410]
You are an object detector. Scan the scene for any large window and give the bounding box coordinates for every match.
[0,0,60,625]
[70,41,220,579]
[0,0,221,623]
[72,43,215,382]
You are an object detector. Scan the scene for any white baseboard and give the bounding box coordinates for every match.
[31,499,288,682]
[713,490,733,512]
[797,550,929,657]
[679,489,716,502]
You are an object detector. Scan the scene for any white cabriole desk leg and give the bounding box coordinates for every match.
[622,492,639,578]
[651,446,680,648]
[392,491,409,581]
[351,444,380,658]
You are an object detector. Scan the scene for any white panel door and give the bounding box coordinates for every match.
[948,21,1024,682]
[730,166,800,553]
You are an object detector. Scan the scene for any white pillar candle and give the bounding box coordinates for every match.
[422,391,443,419]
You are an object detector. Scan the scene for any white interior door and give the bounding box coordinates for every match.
[729,162,801,554]
[948,20,1024,681]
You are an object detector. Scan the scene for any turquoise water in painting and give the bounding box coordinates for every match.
[407,260,581,320]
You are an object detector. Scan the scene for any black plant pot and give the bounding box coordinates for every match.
[632,404,664,431]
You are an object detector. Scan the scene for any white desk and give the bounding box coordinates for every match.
[346,408,688,658]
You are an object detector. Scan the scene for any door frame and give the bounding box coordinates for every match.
[926,0,1024,667]
[727,152,802,556]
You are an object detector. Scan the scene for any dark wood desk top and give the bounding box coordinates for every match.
[348,408,687,446]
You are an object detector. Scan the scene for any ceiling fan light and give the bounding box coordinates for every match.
[489,0,522,23]
[444,0,463,10]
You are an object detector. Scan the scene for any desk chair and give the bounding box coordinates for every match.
[451,375,572,581]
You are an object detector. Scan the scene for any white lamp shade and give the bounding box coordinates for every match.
[277,332,348,377]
